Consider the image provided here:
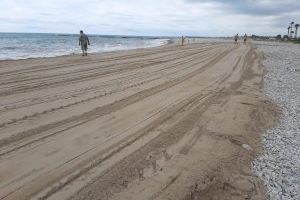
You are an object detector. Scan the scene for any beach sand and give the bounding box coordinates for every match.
[0,41,278,200]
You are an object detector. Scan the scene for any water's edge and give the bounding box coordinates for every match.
[0,33,171,61]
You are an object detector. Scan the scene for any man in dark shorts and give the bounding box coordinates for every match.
[234,34,239,44]
[79,30,90,56]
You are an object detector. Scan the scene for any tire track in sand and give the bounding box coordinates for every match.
[0,45,234,152]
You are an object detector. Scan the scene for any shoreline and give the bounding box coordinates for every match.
[0,40,170,62]
[0,38,235,62]
[0,34,171,61]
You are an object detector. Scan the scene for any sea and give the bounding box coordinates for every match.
[0,33,170,60]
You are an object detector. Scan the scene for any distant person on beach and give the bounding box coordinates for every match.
[181,36,185,46]
[79,30,90,56]
[234,34,239,44]
[243,33,248,44]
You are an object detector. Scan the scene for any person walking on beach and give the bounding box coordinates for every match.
[234,34,239,44]
[181,36,185,46]
[79,30,90,56]
[243,33,248,44]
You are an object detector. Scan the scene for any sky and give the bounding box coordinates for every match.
[0,0,299,36]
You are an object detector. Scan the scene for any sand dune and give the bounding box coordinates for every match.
[0,42,277,200]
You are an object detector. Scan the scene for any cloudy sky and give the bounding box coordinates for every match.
[0,0,299,36]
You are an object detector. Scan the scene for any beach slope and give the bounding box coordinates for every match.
[0,42,277,200]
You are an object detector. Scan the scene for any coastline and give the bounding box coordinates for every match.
[0,39,171,63]
[0,33,171,61]
[0,37,234,62]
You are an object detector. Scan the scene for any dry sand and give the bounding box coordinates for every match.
[0,41,278,200]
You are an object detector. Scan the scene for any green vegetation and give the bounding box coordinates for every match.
[291,39,300,44]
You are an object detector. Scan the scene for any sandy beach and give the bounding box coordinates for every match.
[0,41,279,200]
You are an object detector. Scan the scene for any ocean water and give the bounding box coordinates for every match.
[0,33,169,60]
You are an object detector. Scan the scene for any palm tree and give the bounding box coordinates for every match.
[290,22,294,38]
[295,24,299,39]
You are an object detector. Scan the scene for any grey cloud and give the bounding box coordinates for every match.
[39,13,53,16]
[1,0,300,36]
[186,0,300,16]
[0,17,78,27]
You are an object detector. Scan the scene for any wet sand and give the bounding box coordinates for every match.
[0,41,278,200]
